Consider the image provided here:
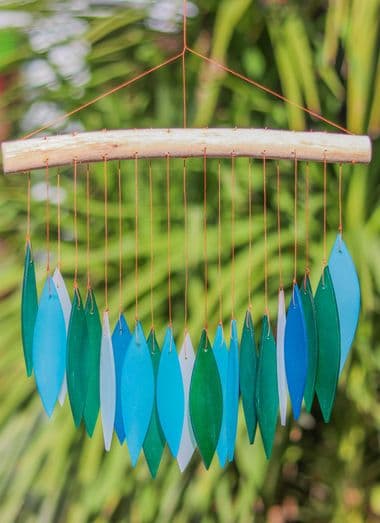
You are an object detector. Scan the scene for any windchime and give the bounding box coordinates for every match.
[1,4,372,476]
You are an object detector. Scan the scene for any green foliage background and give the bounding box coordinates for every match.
[0,1,379,521]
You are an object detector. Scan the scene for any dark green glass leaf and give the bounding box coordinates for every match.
[67,289,88,427]
[314,266,341,422]
[256,315,278,459]
[21,242,38,377]
[83,288,101,437]
[300,275,319,412]
[143,328,165,478]
[239,310,258,444]
[189,329,223,469]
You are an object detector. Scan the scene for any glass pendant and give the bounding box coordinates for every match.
[276,289,287,426]
[240,309,258,442]
[100,310,116,451]
[227,319,239,461]
[212,323,228,466]
[21,242,38,377]
[300,275,318,412]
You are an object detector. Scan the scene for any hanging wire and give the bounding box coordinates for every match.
[338,163,343,236]
[323,155,327,269]
[166,155,172,326]
[86,164,91,289]
[73,159,79,295]
[134,155,139,321]
[203,149,208,330]
[104,157,109,310]
[183,158,189,331]
[293,154,298,284]
[262,154,269,318]
[231,153,236,320]
[149,161,154,330]
[248,158,253,309]
[276,162,283,289]
[217,160,223,324]
[304,162,310,283]
[117,160,123,315]
[57,168,62,270]
[26,172,31,244]
[45,160,50,275]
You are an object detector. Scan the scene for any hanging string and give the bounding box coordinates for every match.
[73,159,79,290]
[293,154,298,284]
[57,168,61,270]
[117,160,123,315]
[323,155,327,269]
[203,149,208,330]
[262,154,269,318]
[305,162,310,281]
[217,160,223,324]
[26,172,31,244]
[183,159,189,331]
[86,164,91,289]
[276,162,283,289]
[338,163,343,236]
[248,158,253,309]
[149,161,154,329]
[231,154,236,320]
[45,160,50,275]
[134,155,139,321]
[182,0,187,129]
[103,157,109,310]
[166,155,172,326]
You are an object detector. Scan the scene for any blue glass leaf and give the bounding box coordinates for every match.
[157,326,184,458]
[328,233,361,373]
[100,311,116,451]
[112,314,132,444]
[227,319,239,461]
[212,323,228,467]
[121,321,154,466]
[21,241,38,377]
[33,276,66,417]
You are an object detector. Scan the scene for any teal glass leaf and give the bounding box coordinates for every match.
[212,323,228,466]
[240,309,258,442]
[189,329,223,469]
[100,311,116,451]
[121,321,154,465]
[112,314,132,444]
[227,319,239,461]
[66,288,88,427]
[21,242,38,377]
[33,276,66,417]
[83,289,102,437]
[256,315,278,459]
[328,233,360,373]
[300,275,318,412]
[276,289,287,425]
[314,266,341,422]
[143,328,165,478]
[157,326,184,458]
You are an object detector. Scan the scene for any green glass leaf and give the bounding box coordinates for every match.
[256,315,278,459]
[314,266,341,422]
[239,310,258,444]
[21,242,38,377]
[143,328,165,478]
[67,288,88,427]
[83,288,102,437]
[189,329,223,469]
[300,275,319,412]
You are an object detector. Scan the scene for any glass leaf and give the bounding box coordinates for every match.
[284,283,308,420]
[21,242,38,377]
[112,314,132,444]
[121,321,154,465]
[32,276,66,417]
[52,268,71,406]
[256,315,278,459]
[276,289,287,426]
[189,329,223,469]
[100,311,116,451]
[177,332,196,472]
[212,324,228,466]
[300,275,318,412]
[240,310,258,442]
[83,289,102,437]
[314,266,341,422]
[143,328,165,478]
[66,288,88,427]
[328,233,360,373]
[157,326,184,458]
[227,319,239,461]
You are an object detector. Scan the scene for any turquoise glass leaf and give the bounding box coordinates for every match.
[256,315,278,459]
[328,233,360,373]
[276,289,287,425]
[144,328,166,478]
[284,283,308,420]
[66,288,88,427]
[227,319,239,461]
[121,321,154,466]
[33,276,66,417]
[300,275,318,412]
[314,266,341,422]
[100,311,116,451]
[212,323,228,466]
[157,326,184,458]
[239,310,258,443]
[21,242,38,377]
[112,314,132,444]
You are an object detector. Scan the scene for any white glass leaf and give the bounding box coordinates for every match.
[100,311,116,451]
[53,268,71,406]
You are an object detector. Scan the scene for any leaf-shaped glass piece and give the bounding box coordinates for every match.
[212,323,228,466]
[256,315,278,459]
[121,321,154,465]
[143,328,165,478]
[314,266,341,422]
[227,319,239,461]
[100,311,116,451]
[284,283,308,420]
[157,326,184,458]
[300,275,318,412]
[276,289,287,426]
[83,289,102,437]
[66,288,88,427]
[177,332,196,472]
[52,268,71,406]
[240,310,258,442]
[189,329,223,469]
[112,314,132,444]
[21,242,38,377]
[33,276,66,417]
[328,233,360,373]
